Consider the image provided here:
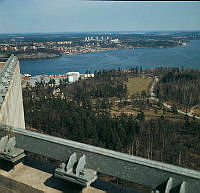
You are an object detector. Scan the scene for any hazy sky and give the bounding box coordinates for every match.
[0,0,200,33]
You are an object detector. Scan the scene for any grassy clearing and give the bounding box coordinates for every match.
[143,109,184,121]
[110,103,184,121]
[193,107,200,117]
[126,76,153,96]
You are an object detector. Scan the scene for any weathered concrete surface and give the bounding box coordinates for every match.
[0,161,105,193]
[0,166,43,193]
[0,58,25,129]
[0,62,4,70]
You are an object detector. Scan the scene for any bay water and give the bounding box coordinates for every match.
[20,40,200,76]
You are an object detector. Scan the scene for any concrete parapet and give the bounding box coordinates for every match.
[0,55,25,129]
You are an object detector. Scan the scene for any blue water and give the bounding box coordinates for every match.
[20,40,200,76]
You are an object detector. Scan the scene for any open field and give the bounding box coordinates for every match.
[110,102,185,121]
[192,106,200,117]
[126,76,153,96]
[143,109,184,121]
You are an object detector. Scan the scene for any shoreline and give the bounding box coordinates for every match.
[17,43,188,60]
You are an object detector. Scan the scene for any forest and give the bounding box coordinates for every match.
[23,69,200,171]
[156,69,200,106]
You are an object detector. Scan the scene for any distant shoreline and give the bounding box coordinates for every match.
[18,43,187,60]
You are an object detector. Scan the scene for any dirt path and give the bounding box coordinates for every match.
[149,77,200,120]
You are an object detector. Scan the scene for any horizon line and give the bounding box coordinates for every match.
[1,29,200,35]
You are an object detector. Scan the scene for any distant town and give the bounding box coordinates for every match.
[1,31,198,59]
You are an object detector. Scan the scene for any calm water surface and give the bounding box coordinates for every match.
[20,40,200,76]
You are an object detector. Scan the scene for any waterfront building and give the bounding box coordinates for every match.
[67,72,80,83]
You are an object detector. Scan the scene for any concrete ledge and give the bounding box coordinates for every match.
[0,172,43,193]
[0,158,105,193]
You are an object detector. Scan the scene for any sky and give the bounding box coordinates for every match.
[0,0,200,33]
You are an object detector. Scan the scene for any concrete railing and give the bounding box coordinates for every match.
[0,126,199,193]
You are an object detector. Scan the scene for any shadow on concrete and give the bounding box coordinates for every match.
[0,159,15,171]
[22,156,56,174]
[44,176,82,193]
[23,156,82,193]
[92,179,150,193]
